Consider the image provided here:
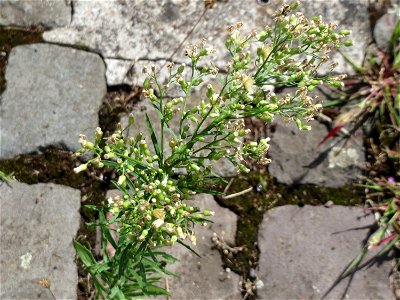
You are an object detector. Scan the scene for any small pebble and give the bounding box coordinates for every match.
[324,200,334,208]
[249,268,256,279]
[255,279,264,290]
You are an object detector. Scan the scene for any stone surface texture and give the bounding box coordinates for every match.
[0,0,71,28]
[0,43,106,159]
[164,194,241,300]
[43,0,371,86]
[268,118,364,187]
[0,181,81,299]
[258,205,394,299]
[374,11,400,52]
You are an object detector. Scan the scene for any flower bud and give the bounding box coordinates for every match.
[203,210,215,216]
[117,175,126,185]
[343,40,353,47]
[73,164,87,173]
[129,114,135,125]
[152,219,164,229]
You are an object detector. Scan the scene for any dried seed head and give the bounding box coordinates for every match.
[38,278,51,289]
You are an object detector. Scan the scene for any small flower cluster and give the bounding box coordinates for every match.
[75,123,215,248]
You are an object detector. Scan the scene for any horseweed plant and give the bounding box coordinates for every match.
[73,2,351,298]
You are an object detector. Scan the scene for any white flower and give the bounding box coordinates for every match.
[73,164,87,173]
[241,74,256,93]
[152,219,164,229]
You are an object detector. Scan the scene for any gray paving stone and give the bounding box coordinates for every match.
[0,43,106,159]
[43,0,371,86]
[0,0,71,28]
[258,205,394,300]
[164,194,241,300]
[374,12,399,52]
[268,118,365,187]
[0,181,81,299]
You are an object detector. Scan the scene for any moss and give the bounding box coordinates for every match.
[0,26,43,94]
[214,170,364,279]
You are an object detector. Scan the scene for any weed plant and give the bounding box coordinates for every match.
[327,19,400,279]
[73,2,351,298]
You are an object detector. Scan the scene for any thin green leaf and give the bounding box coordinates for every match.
[84,204,105,211]
[88,263,111,276]
[107,286,125,300]
[92,275,108,294]
[99,211,118,249]
[149,251,179,263]
[101,160,120,168]
[145,113,162,161]
[118,242,136,280]
[138,262,148,291]
[73,240,96,267]
[130,265,146,289]
[143,284,170,296]
[111,180,129,195]
[142,257,175,276]
[125,176,136,195]
[342,245,368,277]
[177,240,201,257]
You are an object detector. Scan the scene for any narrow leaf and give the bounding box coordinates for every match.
[177,240,201,257]
[99,211,118,249]
[145,113,162,161]
[73,240,96,267]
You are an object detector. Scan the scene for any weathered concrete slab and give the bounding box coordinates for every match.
[258,205,394,299]
[0,0,71,28]
[268,118,364,187]
[0,181,81,299]
[164,194,241,299]
[0,43,106,159]
[43,0,371,86]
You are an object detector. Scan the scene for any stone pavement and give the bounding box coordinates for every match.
[0,0,396,299]
[257,205,394,299]
[0,182,80,299]
[268,117,365,187]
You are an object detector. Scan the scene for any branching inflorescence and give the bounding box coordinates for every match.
[73,2,351,298]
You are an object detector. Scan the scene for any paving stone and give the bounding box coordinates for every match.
[0,0,71,28]
[258,205,394,300]
[43,0,371,85]
[374,12,399,52]
[268,118,364,187]
[104,58,170,87]
[0,43,106,159]
[0,181,81,299]
[164,194,241,300]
